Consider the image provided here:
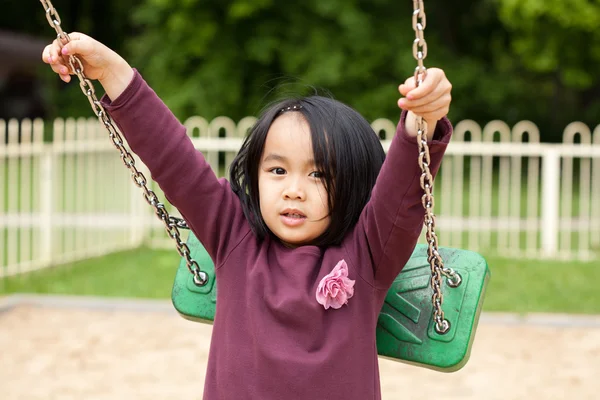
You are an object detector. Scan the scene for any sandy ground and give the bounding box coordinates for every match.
[1,296,599,400]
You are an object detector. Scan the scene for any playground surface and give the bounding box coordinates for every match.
[1,295,599,399]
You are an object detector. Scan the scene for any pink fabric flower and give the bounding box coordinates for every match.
[316,260,355,310]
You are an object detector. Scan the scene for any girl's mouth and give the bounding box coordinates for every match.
[280,210,307,227]
[283,213,304,218]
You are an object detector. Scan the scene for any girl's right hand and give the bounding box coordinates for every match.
[42,32,134,100]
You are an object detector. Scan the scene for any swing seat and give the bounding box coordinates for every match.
[172,232,490,372]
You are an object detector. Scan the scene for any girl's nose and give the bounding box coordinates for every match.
[283,180,305,200]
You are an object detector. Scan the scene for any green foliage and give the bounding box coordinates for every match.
[497,0,600,128]
[127,0,414,122]
[126,0,600,141]
[7,0,600,141]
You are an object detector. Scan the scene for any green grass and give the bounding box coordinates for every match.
[0,248,179,299]
[482,255,600,314]
[1,248,599,315]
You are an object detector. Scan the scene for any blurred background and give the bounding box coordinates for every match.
[3,0,600,139]
[1,1,599,399]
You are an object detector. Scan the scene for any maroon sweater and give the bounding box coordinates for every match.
[102,70,452,399]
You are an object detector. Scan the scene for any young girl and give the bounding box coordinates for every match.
[43,32,453,399]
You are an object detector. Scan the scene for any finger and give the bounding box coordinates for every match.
[48,44,71,74]
[42,45,52,64]
[399,77,416,96]
[405,94,451,114]
[43,43,58,64]
[51,63,72,76]
[43,44,71,78]
[60,35,94,57]
[46,39,69,70]
[51,39,64,62]
[406,69,443,99]
[400,83,451,108]
[413,105,450,123]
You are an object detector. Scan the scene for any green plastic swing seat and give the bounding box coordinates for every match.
[172,232,490,372]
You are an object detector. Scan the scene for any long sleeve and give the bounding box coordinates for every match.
[343,111,452,290]
[100,70,251,265]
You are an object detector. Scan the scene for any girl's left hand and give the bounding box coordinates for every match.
[398,68,452,126]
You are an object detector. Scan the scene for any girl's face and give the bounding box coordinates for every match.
[258,112,331,247]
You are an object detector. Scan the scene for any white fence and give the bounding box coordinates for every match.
[1,116,599,277]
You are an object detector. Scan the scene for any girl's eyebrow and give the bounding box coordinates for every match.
[262,153,316,167]
[263,153,286,163]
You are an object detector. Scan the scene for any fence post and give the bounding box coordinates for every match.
[40,143,53,266]
[541,148,560,257]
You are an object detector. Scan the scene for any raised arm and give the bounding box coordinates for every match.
[343,69,452,290]
[366,112,451,288]
[101,71,250,264]
[42,33,251,264]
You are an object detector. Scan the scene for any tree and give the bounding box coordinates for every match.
[497,0,600,137]
[128,0,419,123]
[7,0,600,141]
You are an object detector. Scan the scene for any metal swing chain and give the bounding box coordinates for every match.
[412,0,462,335]
[39,0,208,287]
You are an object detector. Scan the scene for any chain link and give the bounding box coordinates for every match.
[39,0,207,287]
[412,0,461,335]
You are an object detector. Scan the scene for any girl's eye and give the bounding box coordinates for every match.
[270,167,286,175]
[310,171,324,178]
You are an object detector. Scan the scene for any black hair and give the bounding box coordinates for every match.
[229,96,386,247]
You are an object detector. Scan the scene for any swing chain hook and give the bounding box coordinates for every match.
[412,0,461,335]
[38,0,208,287]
